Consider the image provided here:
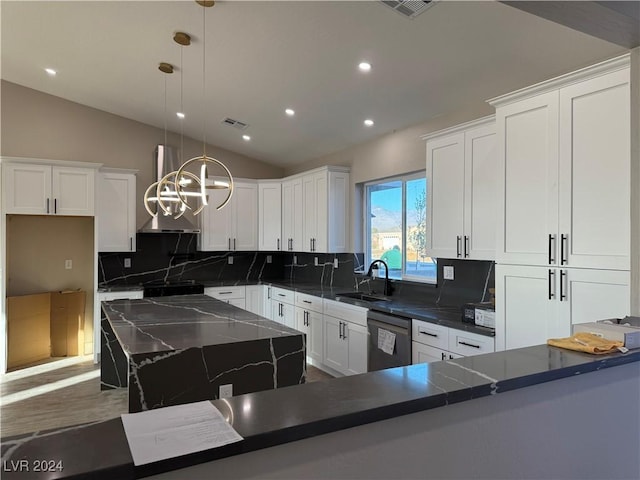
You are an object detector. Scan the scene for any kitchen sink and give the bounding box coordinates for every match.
[335,292,390,302]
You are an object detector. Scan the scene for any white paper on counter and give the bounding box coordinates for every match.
[121,401,243,466]
[378,328,396,355]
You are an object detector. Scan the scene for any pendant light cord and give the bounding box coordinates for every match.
[202,4,207,157]
[180,45,185,164]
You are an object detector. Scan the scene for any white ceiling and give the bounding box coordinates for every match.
[1,1,626,167]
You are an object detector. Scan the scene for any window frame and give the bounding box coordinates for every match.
[363,171,435,284]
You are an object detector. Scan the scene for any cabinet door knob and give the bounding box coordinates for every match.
[464,236,469,258]
[46,198,50,214]
[548,269,555,300]
[456,236,462,257]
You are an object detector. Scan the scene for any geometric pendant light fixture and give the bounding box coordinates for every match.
[175,0,233,211]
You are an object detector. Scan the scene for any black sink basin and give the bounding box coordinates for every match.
[335,292,390,302]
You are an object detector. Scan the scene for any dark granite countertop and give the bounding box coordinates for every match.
[102,294,302,356]
[3,344,638,479]
[97,285,144,293]
[266,281,495,337]
[98,280,494,337]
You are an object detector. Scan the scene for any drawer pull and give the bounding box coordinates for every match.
[303,300,312,304]
[278,293,286,297]
[459,341,480,349]
[218,291,233,295]
[419,330,438,338]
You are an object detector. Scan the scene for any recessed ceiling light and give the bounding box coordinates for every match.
[45,68,57,76]
[285,108,295,116]
[243,135,251,141]
[364,119,374,127]
[176,112,185,119]
[358,62,372,72]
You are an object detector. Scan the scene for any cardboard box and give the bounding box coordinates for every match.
[50,290,86,357]
[7,293,51,369]
[573,321,640,350]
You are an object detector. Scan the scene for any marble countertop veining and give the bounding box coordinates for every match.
[101,294,302,356]
[2,344,639,479]
[98,279,494,337]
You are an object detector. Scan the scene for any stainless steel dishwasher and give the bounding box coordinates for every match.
[367,310,412,372]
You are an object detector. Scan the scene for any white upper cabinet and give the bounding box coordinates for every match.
[302,171,326,253]
[3,161,95,216]
[491,56,630,270]
[284,166,349,254]
[494,92,559,266]
[558,69,630,270]
[200,180,257,251]
[258,181,282,251]
[282,177,303,252]
[97,170,136,252]
[424,116,496,261]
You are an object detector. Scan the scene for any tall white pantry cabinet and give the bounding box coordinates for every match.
[490,55,631,351]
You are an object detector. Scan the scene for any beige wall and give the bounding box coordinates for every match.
[284,103,494,251]
[283,104,493,183]
[1,81,284,229]
[6,215,95,355]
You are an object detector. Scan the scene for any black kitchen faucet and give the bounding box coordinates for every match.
[366,260,394,297]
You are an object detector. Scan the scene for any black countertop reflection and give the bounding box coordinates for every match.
[2,345,639,479]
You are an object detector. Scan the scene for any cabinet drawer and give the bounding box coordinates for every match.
[98,290,143,302]
[204,286,246,300]
[295,292,323,313]
[323,299,367,327]
[448,330,495,356]
[271,287,295,304]
[411,319,449,349]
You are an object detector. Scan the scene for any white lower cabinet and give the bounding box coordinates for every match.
[495,265,630,351]
[245,285,265,316]
[204,286,246,310]
[271,301,295,329]
[322,299,368,376]
[295,308,323,364]
[411,319,494,365]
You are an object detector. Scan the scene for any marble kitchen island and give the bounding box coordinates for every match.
[100,294,306,412]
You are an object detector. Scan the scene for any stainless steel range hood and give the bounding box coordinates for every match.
[139,145,201,233]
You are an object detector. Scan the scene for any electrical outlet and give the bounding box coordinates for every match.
[65,259,72,270]
[124,258,131,268]
[266,255,272,264]
[333,258,339,269]
[314,257,319,266]
[443,266,454,280]
[293,255,297,265]
[228,256,234,265]
[219,384,233,399]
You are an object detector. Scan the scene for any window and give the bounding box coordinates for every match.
[365,172,436,283]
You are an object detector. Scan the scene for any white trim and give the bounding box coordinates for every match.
[420,115,495,141]
[488,53,630,107]
[99,166,139,175]
[0,156,103,170]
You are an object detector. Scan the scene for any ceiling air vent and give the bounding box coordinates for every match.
[221,117,249,130]
[381,0,438,19]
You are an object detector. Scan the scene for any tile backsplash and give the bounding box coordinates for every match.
[99,235,494,309]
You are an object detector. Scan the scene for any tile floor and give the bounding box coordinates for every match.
[0,356,333,438]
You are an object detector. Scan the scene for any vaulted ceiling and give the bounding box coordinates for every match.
[1,1,631,167]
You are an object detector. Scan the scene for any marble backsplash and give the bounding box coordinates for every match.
[98,233,285,286]
[99,234,493,308]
